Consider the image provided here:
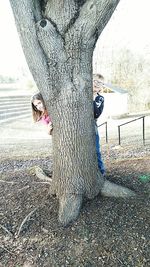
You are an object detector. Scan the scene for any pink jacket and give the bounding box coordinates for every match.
[39,115,52,125]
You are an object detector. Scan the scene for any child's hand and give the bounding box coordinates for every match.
[47,122,53,135]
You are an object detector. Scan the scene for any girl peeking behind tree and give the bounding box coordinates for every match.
[31,92,53,135]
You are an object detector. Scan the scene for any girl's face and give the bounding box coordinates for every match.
[33,99,45,112]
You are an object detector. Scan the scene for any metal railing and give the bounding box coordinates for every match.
[97,121,108,143]
[118,116,145,146]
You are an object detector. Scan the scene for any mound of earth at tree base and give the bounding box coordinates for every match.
[0,157,149,267]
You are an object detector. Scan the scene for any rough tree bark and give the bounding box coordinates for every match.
[9,0,135,226]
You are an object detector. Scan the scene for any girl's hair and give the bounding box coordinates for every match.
[31,92,47,122]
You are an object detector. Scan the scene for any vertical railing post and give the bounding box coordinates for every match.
[106,122,108,143]
[143,116,145,145]
[118,116,146,146]
[118,125,121,145]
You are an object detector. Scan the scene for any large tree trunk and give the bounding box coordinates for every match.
[43,36,105,224]
[9,0,135,226]
[51,70,105,225]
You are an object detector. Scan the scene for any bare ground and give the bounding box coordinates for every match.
[0,139,150,267]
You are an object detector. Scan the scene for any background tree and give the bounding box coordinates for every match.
[9,0,135,226]
[110,49,150,112]
[94,44,150,113]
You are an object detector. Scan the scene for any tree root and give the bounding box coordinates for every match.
[101,180,136,198]
[34,167,136,227]
[58,194,82,226]
[34,166,52,182]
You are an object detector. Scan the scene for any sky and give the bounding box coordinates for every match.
[0,1,28,76]
[98,0,150,53]
[0,0,150,77]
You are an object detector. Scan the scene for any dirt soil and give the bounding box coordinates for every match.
[0,142,150,267]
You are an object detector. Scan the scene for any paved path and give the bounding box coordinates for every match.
[0,116,52,160]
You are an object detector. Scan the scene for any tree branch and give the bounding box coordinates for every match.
[44,0,78,34]
[73,0,120,45]
[0,224,13,236]
[36,19,66,64]
[36,18,75,93]
[33,0,43,22]
[17,207,38,236]
[9,0,53,101]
